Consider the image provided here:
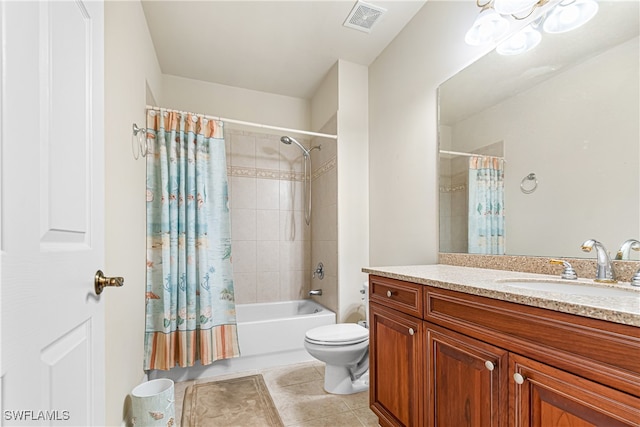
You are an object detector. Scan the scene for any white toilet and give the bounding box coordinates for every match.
[303,283,370,395]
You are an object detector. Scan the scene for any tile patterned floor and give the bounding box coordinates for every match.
[174,361,379,427]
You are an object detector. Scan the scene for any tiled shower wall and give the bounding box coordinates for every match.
[227,128,312,304]
[310,116,338,315]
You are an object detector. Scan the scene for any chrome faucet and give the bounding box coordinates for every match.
[581,239,616,283]
[309,289,323,296]
[615,239,640,260]
[549,259,577,280]
[631,268,640,287]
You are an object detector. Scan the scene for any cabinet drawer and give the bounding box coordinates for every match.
[370,275,423,318]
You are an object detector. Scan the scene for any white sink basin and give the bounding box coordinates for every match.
[496,279,640,298]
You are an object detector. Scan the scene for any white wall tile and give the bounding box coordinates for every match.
[233,272,257,304]
[232,240,256,273]
[256,272,281,302]
[280,210,310,242]
[257,209,279,241]
[256,179,280,210]
[311,203,337,242]
[230,133,255,168]
[257,240,280,272]
[231,176,256,209]
[279,142,305,173]
[279,240,310,273]
[311,240,337,279]
[280,270,309,300]
[227,130,322,304]
[231,208,257,241]
[256,136,280,170]
[280,180,304,211]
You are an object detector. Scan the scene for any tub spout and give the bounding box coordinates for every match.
[309,289,323,296]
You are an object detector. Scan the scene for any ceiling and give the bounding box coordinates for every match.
[141,0,426,99]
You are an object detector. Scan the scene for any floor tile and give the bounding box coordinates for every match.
[174,361,379,427]
[286,411,366,427]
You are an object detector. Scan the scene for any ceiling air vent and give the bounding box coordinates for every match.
[343,1,386,33]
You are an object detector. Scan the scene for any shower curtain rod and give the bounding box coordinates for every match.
[439,150,505,160]
[146,105,338,140]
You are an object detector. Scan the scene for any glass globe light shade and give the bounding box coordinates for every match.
[493,0,541,16]
[465,8,510,46]
[543,0,599,33]
[496,25,542,55]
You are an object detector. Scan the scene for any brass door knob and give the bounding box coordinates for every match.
[95,270,124,295]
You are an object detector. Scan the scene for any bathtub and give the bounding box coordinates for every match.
[151,299,335,382]
[237,299,335,357]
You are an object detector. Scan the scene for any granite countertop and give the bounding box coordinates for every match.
[362,264,640,327]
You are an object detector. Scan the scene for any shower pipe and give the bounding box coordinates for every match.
[281,136,321,226]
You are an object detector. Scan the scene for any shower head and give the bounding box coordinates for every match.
[280,136,310,157]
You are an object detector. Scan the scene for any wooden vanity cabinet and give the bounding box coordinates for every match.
[368,275,640,427]
[369,276,425,427]
[511,353,640,427]
[369,302,424,427]
[426,323,509,427]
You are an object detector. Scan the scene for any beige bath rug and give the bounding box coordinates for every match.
[181,374,284,427]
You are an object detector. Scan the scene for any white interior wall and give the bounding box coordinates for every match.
[104,2,163,425]
[311,63,339,132]
[161,74,310,132]
[368,1,491,266]
[336,60,370,322]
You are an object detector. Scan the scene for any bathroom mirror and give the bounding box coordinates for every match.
[438,1,640,260]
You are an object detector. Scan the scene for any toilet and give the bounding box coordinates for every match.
[303,283,370,395]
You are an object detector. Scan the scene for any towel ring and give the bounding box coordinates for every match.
[520,173,538,194]
[131,123,148,160]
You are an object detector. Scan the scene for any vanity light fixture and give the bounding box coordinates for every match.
[466,0,599,55]
[492,0,543,16]
[464,5,510,46]
[496,24,542,55]
[543,0,599,33]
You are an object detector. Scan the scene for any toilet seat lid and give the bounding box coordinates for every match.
[305,323,369,345]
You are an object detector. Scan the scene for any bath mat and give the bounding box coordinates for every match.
[181,374,284,427]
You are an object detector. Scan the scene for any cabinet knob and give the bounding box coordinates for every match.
[408,328,415,336]
[513,373,525,385]
[484,361,495,371]
[386,290,393,297]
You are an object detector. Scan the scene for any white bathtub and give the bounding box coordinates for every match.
[237,299,335,356]
[151,299,335,382]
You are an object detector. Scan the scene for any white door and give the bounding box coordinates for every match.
[1,1,106,426]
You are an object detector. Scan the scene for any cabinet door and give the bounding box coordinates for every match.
[511,353,640,427]
[427,324,509,427]
[370,302,424,427]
